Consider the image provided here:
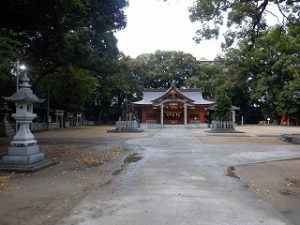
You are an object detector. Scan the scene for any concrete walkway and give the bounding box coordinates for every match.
[56,128,300,225]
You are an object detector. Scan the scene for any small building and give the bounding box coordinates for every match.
[293,91,300,99]
[133,83,214,125]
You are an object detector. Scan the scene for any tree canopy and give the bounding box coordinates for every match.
[214,91,232,121]
[1,0,299,124]
[183,20,300,123]
[0,0,128,115]
[133,50,198,88]
[189,0,300,47]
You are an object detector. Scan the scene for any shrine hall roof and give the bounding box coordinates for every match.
[133,88,214,105]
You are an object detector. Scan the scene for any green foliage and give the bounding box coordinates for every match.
[185,22,300,123]
[214,91,231,121]
[189,0,300,47]
[0,0,128,118]
[46,65,98,113]
[0,37,21,97]
[211,23,300,121]
[185,62,223,99]
[134,50,197,88]
[96,54,142,108]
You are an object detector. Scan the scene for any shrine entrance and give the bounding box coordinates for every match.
[163,102,184,124]
[133,82,215,125]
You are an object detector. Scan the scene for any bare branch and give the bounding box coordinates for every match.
[265,9,281,24]
[252,0,269,33]
[274,0,289,25]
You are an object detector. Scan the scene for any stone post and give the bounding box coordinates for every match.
[160,104,164,126]
[184,104,187,125]
[232,110,236,125]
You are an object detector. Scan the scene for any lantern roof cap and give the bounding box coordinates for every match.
[2,73,44,103]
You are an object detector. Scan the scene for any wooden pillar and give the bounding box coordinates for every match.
[184,104,187,125]
[160,104,164,126]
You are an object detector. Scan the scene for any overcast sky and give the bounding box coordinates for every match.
[115,0,223,60]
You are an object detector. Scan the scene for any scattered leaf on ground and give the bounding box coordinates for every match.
[279,189,298,196]
[285,178,300,188]
[0,172,15,191]
[41,145,91,158]
[75,145,124,167]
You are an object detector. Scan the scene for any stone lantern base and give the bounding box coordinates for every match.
[0,145,56,172]
[1,145,44,165]
[0,159,56,172]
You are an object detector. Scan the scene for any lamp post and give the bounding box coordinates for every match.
[16,60,19,92]
[15,60,26,92]
[13,60,26,131]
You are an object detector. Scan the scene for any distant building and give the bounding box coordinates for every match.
[293,91,300,99]
[133,83,214,125]
[198,57,213,64]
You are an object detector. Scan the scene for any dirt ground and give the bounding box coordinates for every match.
[225,125,300,225]
[0,125,300,225]
[234,159,300,225]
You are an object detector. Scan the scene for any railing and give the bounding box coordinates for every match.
[48,122,60,129]
[211,120,235,131]
[3,122,62,134]
[146,120,159,128]
[189,120,201,124]
[64,122,71,127]
[31,123,47,131]
[115,120,139,131]
[31,122,60,131]
[82,121,98,126]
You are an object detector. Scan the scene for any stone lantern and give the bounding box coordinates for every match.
[1,73,45,166]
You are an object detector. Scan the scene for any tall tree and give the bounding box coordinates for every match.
[0,37,21,97]
[214,91,232,121]
[185,62,223,99]
[93,54,142,122]
[189,0,300,47]
[0,0,128,116]
[211,23,300,122]
[134,50,197,88]
[45,65,98,113]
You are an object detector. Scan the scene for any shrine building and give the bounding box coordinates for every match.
[133,83,214,125]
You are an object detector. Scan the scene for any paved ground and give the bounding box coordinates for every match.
[54,126,300,225]
[0,126,157,225]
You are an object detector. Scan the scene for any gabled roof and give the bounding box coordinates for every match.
[133,87,214,105]
[151,85,194,104]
